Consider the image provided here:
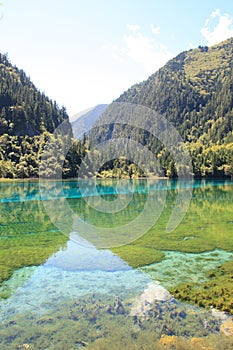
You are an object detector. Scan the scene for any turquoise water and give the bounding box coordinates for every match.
[0,179,232,349]
[0,178,231,203]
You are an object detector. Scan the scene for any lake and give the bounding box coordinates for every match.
[0,179,232,349]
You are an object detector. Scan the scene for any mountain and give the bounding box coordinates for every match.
[71,104,108,139]
[116,39,233,144]
[88,38,233,178]
[0,53,69,136]
[0,53,86,179]
[1,38,233,179]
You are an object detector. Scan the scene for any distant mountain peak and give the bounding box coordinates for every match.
[71,104,108,139]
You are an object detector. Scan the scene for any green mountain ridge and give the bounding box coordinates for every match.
[88,38,233,178]
[0,53,86,179]
[0,53,70,136]
[116,38,233,144]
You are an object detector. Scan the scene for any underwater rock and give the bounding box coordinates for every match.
[76,340,89,347]
[211,308,229,322]
[129,282,224,338]
[114,298,126,314]
[169,308,186,320]
[106,298,126,315]
[220,319,233,336]
[130,282,173,317]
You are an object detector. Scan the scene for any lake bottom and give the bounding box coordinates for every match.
[0,241,232,349]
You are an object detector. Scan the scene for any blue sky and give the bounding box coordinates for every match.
[0,0,233,118]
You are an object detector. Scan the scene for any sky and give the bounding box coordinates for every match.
[0,0,233,119]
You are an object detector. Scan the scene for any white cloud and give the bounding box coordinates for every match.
[127,24,140,33]
[201,10,233,46]
[150,24,160,35]
[211,9,220,18]
[103,25,173,76]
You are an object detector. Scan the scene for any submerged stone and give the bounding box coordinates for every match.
[220,319,233,336]
[130,282,173,317]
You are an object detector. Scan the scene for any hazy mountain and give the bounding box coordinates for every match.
[71,104,108,139]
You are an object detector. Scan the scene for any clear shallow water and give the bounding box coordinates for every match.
[140,249,233,288]
[1,241,232,323]
[0,241,150,322]
[0,179,233,349]
[0,239,231,349]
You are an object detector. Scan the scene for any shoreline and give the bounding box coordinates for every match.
[0,175,232,183]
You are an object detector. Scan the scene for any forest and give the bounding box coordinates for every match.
[0,38,233,179]
[0,53,86,178]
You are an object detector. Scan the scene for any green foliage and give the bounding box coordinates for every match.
[188,142,233,178]
[0,133,87,179]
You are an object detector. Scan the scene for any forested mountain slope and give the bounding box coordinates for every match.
[0,53,85,178]
[116,38,233,144]
[0,53,69,136]
[89,38,233,178]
